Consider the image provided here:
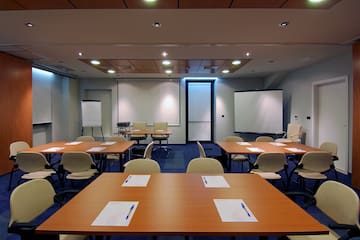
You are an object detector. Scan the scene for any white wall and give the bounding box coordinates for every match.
[275,49,353,169]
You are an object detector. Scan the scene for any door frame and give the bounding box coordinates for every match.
[185,80,215,143]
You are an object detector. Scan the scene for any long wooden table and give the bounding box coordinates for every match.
[36,173,328,237]
[216,141,322,171]
[24,141,134,171]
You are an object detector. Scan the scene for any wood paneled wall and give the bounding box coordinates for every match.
[0,52,32,175]
[352,42,360,188]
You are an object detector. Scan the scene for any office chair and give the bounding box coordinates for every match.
[255,136,274,142]
[124,158,161,173]
[75,135,95,142]
[320,141,339,180]
[8,141,30,191]
[286,180,360,240]
[105,135,127,171]
[8,178,86,240]
[223,136,250,172]
[15,152,56,187]
[275,123,302,143]
[59,151,98,187]
[129,121,147,144]
[186,157,224,174]
[151,122,170,152]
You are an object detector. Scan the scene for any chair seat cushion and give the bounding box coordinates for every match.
[288,230,339,240]
[298,172,327,180]
[66,169,97,179]
[250,171,281,180]
[232,154,248,161]
[22,170,55,179]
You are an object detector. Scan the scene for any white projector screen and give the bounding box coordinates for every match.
[234,90,283,134]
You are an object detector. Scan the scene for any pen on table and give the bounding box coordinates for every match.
[203,176,208,185]
[241,202,251,217]
[125,204,135,220]
[125,175,131,183]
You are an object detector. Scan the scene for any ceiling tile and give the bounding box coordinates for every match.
[231,0,285,8]
[71,0,127,9]
[15,0,74,9]
[179,0,232,8]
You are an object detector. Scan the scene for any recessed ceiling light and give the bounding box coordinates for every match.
[308,0,324,3]
[165,69,172,74]
[222,69,230,74]
[25,22,33,27]
[144,0,157,2]
[232,60,241,65]
[90,60,101,65]
[152,22,161,28]
[245,52,251,57]
[162,51,168,57]
[78,52,83,56]
[279,21,289,27]
[162,60,171,65]
[107,69,115,74]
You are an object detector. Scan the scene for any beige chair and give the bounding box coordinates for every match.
[223,136,250,172]
[275,123,302,143]
[8,179,86,240]
[127,141,154,168]
[59,152,98,186]
[255,136,274,142]
[75,135,95,142]
[287,180,360,240]
[320,141,339,180]
[105,135,127,171]
[8,141,31,191]
[129,121,147,144]
[293,151,333,192]
[151,122,169,144]
[124,158,161,173]
[250,152,288,189]
[186,157,224,174]
[15,152,56,186]
[196,141,207,158]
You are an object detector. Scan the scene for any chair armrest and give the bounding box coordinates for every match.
[8,221,37,233]
[285,191,316,208]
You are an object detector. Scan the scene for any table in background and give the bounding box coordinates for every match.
[36,173,327,238]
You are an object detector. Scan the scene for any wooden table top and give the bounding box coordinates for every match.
[36,173,327,236]
[216,142,322,155]
[24,141,134,154]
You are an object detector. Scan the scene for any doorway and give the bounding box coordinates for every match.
[186,80,214,142]
[312,76,349,173]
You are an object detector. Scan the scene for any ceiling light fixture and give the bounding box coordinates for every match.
[107,69,115,74]
[78,52,83,56]
[162,60,171,65]
[279,21,289,27]
[25,22,33,27]
[90,60,100,65]
[165,69,172,74]
[245,52,251,57]
[162,51,168,57]
[144,0,157,2]
[308,0,324,3]
[232,60,241,65]
[222,69,230,74]
[152,22,161,28]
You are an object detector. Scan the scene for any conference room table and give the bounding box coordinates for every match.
[216,141,323,172]
[36,173,327,238]
[24,141,134,171]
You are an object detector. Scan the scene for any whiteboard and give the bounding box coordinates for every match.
[81,100,102,127]
[234,90,283,134]
[117,80,180,125]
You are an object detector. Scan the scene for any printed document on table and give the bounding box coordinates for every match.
[101,141,116,145]
[236,142,251,146]
[87,147,106,152]
[269,142,286,146]
[202,176,230,188]
[64,141,82,145]
[246,147,264,152]
[43,147,64,152]
[285,147,306,153]
[122,175,151,187]
[214,199,257,222]
[91,201,138,226]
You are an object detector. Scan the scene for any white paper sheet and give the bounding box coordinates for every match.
[42,147,65,152]
[122,175,151,187]
[101,141,117,145]
[285,147,306,153]
[91,201,138,226]
[202,176,230,188]
[86,147,106,152]
[269,142,286,146]
[214,199,257,222]
[64,141,82,145]
[236,142,251,146]
[246,147,264,152]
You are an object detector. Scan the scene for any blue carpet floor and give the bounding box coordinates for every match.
[0,143,356,240]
